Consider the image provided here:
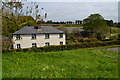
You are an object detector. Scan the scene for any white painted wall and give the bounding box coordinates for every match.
[13,34,66,49]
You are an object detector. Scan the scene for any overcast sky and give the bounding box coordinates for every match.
[23,1,119,22]
[27,0,119,2]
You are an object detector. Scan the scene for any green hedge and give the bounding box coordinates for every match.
[77,38,98,42]
[3,40,120,53]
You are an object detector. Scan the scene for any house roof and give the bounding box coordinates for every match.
[13,26,64,35]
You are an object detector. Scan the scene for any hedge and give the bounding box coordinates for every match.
[2,40,120,53]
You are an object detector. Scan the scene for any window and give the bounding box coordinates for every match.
[59,33,63,38]
[45,34,49,39]
[16,35,20,40]
[32,43,37,47]
[17,44,21,49]
[45,42,50,46]
[60,42,63,45]
[32,34,36,39]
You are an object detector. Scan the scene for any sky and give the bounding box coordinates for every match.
[27,0,119,2]
[23,1,119,22]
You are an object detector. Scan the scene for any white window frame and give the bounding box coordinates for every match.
[17,44,21,49]
[16,35,21,40]
[59,33,63,38]
[45,34,50,39]
[32,34,36,39]
[60,42,63,45]
[45,42,50,46]
[32,43,37,47]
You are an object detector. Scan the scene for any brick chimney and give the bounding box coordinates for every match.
[37,21,41,30]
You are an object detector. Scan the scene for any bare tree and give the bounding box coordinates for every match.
[2,1,47,27]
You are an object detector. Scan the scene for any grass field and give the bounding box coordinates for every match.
[2,46,119,78]
[110,27,120,34]
[56,25,83,28]
[111,27,120,30]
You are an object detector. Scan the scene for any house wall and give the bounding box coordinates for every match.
[13,34,65,49]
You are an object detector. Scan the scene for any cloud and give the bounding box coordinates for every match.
[22,2,118,22]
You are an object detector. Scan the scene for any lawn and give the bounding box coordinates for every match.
[111,27,120,30]
[111,27,120,34]
[56,25,83,28]
[2,47,119,78]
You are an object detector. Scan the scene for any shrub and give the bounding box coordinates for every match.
[77,38,98,43]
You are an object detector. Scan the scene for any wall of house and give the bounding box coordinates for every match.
[13,34,65,49]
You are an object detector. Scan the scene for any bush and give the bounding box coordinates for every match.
[77,38,98,42]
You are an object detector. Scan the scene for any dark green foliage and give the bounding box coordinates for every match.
[106,20,113,27]
[77,38,98,42]
[46,20,53,24]
[2,15,36,37]
[83,14,109,40]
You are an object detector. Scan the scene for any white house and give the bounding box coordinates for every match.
[13,25,65,49]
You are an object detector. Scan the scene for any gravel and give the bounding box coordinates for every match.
[107,47,120,51]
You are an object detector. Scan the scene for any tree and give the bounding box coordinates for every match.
[83,14,109,40]
[2,1,47,36]
[75,20,82,24]
[106,20,113,27]
[46,20,53,24]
